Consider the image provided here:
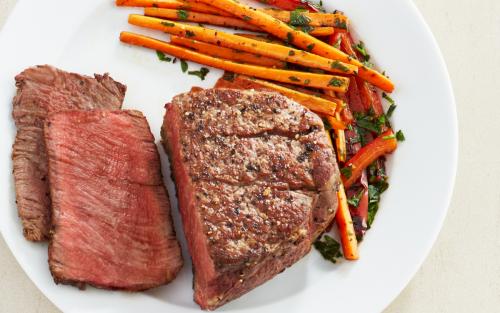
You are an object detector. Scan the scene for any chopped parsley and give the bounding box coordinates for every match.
[367,104,376,116]
[382,134,395,140]
[185,30,195,37]
[181,60,188,73]
[161,21,175,27]
[352,41,370,61]
[332,39,341,49]
[289,76,300,82]
[177,6,192,9]
[329,78,344,86]
[333,17,347,30]
[223,72,235,82]
[177,10,189,21]
[386,104,397,117]
[346,190,364,208]
[290,9,312,26]
[307,43,315,50]
[153,3,158,7]
[308,1,326,13]
[289,50,295,56]
[322,117,332,131]
[285,32,294,42]
[340,165,353,179]
[300,25,314,33]
[242,15,252,21]
[382,92,395,104]
[330,60,350,72]
[156,51,172,62]
[304,79,310,85]
[313,235,343,264]
[188,68,209,80]
[233,49,243,53]
[396,130,405,142]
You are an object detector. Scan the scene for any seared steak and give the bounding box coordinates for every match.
[12,65,126,242]
[161,89,339,310]
[45,110,183,291]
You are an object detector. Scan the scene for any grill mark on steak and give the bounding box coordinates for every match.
[11,65,126,242]
[45,109,183,292]
[161,89,339,310]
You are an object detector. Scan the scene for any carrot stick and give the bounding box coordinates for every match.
[198,0,395,93]
[260,10,349,30]
[334,90,355,124]
[304,27,334,37]
[145,8,333,36]
[120,32,349,91]
[117,0,233,16]
[319,114,346,131]
[235,33,286,46]
[170,35,285,68]
[334,112,347,162]
[336,183,359,260]
[214,74,338,115]
[270,81,344,108]
[145,8,263,32]
[127,15,358,76]
[341,129,397,189]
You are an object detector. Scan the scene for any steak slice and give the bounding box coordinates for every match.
[161,89,339,310]
[12,65,126,242]
[45,110,183,291]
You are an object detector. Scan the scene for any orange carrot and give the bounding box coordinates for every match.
[198,0,395,93]
[170,35,285,68]
[336,184,359,260]
[334,90,355,124]
[341,129,397,189]
[334,112,347,162]
[235,33,286,46]
[260,9,349,30]
[214,74,338,115]
[120,32,349,91]
[127,15,358,76]
[319,114,346,131]
[117,0,233,16]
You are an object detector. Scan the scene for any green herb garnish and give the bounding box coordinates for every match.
[223,72,235,82]
[346,190,364,208]
[340,165,353,179]
[161,21,175,27]
[334,17,347,30]
[177,10,189,21]
[332,39,341,49]
[307,43,315,50]
[290,9,312,26]
[329,78,344,86]
[188,68,209,80]
[242,15,252,21]
[386,104,397,117]
[396,130,405,142]
[352,41,370,61]
[289,76,300,82]
[181,60,188,73]
[156,51,172,62]
[330,60,350,72]
[313,235,343,264]
[286,32,294,42]
[289,50,295,56]
[185,30,195,37]
[304,79,310,85]
[300,25,314,33]
[322,117,332,131]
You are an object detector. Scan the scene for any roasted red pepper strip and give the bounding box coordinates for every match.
[330,32,385,117]
[258,0,324,12]
[341,129,397,189]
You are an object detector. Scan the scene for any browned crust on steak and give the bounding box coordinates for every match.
[161,89,339,310]
[12,65,126,242]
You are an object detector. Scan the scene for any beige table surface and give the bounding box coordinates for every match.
[1,0,499,312]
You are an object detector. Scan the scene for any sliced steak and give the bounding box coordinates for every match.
[45,109,183,291]
[12,65,126,242]
[161,89,339,310]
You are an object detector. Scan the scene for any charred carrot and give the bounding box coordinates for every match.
[336,183,359,260]
[198,0,394,93]
[341,129,397,189]
[214,74,338,115]
[127,15,357,76]
[170,35,284,68]
[120,32,349,91]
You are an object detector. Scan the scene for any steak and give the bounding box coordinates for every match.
[45,109,183,291]
[161,89,339,310]
[12,65,126,242]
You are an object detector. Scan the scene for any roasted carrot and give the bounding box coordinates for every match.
[235,33,286,46]
[260,9,349,30]
[320,114,346,131]
[198,0,395,93]
[334,112,347,162]
[214,74,338,115]
[145,8,334,36]
[117,0,233,16]
[336,183,359,260]
[341,129,397,189]
[257,0,324,12]
[128,15,358,76]
[145,8,263,32]
[271,81,344,108]
[170,35,285,68]
[121,32,349,91]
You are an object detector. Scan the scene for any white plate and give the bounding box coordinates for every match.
[0,0,457,312]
